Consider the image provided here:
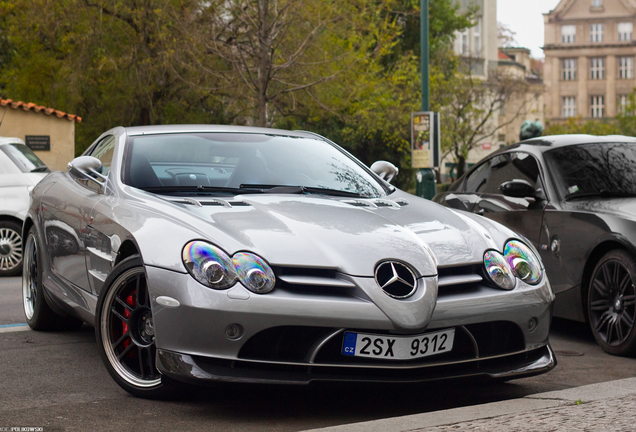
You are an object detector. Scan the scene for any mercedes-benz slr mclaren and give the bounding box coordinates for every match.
[23,125,555,398]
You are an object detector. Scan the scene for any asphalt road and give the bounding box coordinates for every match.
[1,276,636,431]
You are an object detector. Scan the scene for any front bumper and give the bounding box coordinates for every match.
[146,265,555,384]
[156,344,556,385]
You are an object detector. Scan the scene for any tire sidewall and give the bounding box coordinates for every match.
[95,255,175,398]
[587,249,636,356]
[23,228,46,328]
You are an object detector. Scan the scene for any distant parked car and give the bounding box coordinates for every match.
[434,135,636,356]
[0,137,49,276]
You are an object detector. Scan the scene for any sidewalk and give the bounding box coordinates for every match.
[304,378,636,432]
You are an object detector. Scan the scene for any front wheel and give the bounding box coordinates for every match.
[95,255,183,399]
[587,249,636,356]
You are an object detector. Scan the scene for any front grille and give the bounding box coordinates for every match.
[270,266,364,299]
[238,321,525,366]
[437,263,494,296]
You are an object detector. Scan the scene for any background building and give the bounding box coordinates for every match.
[498,47,545,145]
[544,0,636,122]
[0,99,81,171]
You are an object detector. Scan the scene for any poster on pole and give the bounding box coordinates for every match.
[411,112,433,168]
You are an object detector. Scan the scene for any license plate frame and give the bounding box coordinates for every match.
[341,328,455,360]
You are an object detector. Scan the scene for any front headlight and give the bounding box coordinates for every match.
[484,250,516,290]
[182,241,276,293]
[233,252,276,294]
[483,239,543,290]
[182,241,237,289]
[504,240,542,285]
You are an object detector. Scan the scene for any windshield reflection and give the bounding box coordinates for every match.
[126,133,385,198]
[545,143,636,199]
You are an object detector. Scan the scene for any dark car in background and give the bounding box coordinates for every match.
[434,135,636,356]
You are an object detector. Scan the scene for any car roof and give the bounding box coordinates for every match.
[0,136,26,146]
[123,124,319,139]
[502,134,636,153]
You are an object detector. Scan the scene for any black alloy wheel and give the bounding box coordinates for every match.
[588,249,636,356]
[95,255,182,399]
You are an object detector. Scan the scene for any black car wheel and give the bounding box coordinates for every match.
[0,220,23,277]
[22,227,83,330]
[95,255,183,399]
[588,249,636,356]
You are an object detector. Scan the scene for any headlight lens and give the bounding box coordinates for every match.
[182,241,237,289]
[504,240,542,285]
[483,250,516,290]
[182,241,276,293]
[233,252,276,294]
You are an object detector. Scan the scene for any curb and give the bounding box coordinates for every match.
[302,377,636,432]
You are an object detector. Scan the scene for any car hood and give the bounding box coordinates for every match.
[158,192,508,277]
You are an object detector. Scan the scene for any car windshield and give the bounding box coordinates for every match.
[0,143,49,173]
[545,142,636,200]
[124,133,386,198]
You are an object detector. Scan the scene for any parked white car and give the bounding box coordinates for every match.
[0,137,49,276]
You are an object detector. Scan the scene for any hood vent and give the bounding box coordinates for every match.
[343,199,403,209]
[342,199,378,209]
[167,197,250,208]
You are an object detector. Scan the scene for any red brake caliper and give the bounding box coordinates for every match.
[122,291,136,352]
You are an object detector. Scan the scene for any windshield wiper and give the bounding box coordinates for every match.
[30,166,49,173]
[564,190,636,201]
[240,184,365,198]
[140,185,266,195]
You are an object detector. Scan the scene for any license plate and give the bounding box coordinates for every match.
[341,328,455,360]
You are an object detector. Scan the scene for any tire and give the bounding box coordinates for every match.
[22,227,84,331]
[0,220,24,277]
[95,255,184,399]
[587,249,636,356]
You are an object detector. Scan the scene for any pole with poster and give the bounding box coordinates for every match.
[412,111,440,199]
[415,0,440,200]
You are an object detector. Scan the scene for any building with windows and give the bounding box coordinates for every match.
[543,0,636,122]
[453,0,499,79]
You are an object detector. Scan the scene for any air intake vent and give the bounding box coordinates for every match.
[342,199,377,208]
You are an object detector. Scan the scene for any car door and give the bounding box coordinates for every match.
[474,152,546,248]
[40,135,115,291]
[439,152,545,248]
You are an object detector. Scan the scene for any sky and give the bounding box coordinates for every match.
[497,0,562,59]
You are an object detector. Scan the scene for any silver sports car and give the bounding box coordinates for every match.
[23,125,556,398]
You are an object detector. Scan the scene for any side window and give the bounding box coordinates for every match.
[483,152,540,194]
[90,136,116,175]
[464,160,492,193]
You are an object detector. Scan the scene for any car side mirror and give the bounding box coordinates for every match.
[67,156,108,190]
[499,179,536,198]
[370,161,399,183]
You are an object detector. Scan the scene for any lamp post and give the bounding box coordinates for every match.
[415,0,437,199]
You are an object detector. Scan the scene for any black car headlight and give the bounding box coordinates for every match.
[483,240,543,290]
[182,241,276,293]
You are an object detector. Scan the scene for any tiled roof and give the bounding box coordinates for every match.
[498,51,512,60]
[0,98,82,123]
